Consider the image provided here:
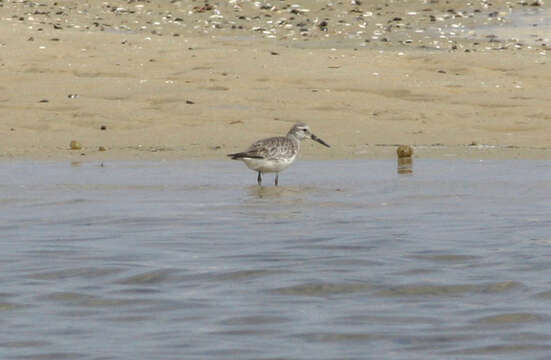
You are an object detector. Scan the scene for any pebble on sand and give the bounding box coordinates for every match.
[397,145,413,158]
[69,140,82,150]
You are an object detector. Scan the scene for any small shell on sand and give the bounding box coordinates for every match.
[397,145,413,158]
[69,140,82,150]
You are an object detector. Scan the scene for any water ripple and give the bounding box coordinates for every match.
[271,282,375,296]
[27,267,123,280]
[376,281,524,297]
[12,353,85,360]
[446,344,551,355]
[116,269,182,285]
[473,313,549,325]
[39,292,152,308]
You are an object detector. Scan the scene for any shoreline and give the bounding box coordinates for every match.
[5,144,551,161]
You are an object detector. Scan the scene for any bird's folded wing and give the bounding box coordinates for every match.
[228,136,296,160]
[252,137,295,160]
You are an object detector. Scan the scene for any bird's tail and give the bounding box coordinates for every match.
[227,152,263,160]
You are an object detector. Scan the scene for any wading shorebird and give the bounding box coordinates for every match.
[227,122,330,186]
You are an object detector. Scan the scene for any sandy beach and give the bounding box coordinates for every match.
[1,0,551,160]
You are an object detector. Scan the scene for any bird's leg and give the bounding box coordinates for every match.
[275,173,279,186]
[257,171,262,186]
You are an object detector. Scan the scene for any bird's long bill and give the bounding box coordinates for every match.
[311,134,330,148]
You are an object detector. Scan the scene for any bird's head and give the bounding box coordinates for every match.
[288,123,330,147]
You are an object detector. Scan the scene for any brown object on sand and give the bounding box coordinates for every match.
[397,145,413,158]
[69,140,82,150]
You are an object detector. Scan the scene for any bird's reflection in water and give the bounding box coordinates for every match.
[247,185,300,199]
[245,184,326,199]
[397,157,413,175]
[242,185,311,221]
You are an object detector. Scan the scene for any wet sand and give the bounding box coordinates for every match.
[1,0,551,160]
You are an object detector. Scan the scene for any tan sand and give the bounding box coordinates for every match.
[1,0,551,160]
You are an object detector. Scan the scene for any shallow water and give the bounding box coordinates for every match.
[2,160,551,360]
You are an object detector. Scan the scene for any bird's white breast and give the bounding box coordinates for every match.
[241,155,297,173]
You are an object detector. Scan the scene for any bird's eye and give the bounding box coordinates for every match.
[302,129,307,132]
